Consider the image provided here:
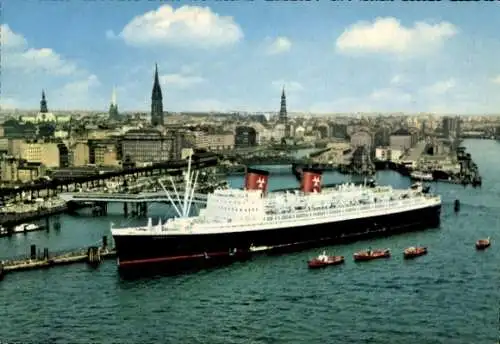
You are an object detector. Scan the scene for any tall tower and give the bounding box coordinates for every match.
[151,63,164,126]
[40,90,48,113]
[108,86,119,120]
[279,87,290,138]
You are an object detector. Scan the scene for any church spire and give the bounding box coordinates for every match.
[154,63,160,87]
[279,86,290,138]
[111,86,117,106]
[279,86,287,122]
[109,86,119,120]
[40,89,48,113]
[151,63,164,126]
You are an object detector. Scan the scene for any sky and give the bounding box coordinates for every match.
[1,1,500,114]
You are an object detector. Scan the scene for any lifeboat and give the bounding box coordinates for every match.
[403,246,427,259]
[353,248,391,262]
[308,251,345,269]
[475,237,491,250]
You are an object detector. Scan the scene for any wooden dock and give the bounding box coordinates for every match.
[0,236,115,280]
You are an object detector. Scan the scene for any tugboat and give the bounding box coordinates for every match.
[353,248,391,262]
[475,237,491,250]
[403,246,428,259]
[308,251,344,269]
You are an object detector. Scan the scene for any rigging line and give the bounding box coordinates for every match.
[167,175,184,206]
[159,179,183,217]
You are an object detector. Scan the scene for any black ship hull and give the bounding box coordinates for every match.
[113,204,441,274]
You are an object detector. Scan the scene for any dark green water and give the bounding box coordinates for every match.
[0,139,498,344]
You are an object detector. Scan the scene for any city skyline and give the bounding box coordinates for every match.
[1,2,500,114]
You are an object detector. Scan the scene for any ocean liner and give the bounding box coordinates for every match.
[111,156,442,271]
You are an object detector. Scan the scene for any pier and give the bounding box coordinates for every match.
[0,236,114,280]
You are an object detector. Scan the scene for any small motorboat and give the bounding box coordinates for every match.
[308,251,344,269]
[353,248,391,262]
[475,237,491,250]
[403,246,428,259]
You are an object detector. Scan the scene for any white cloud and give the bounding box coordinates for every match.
[52,75,101,109]
[0,97,21,110]
[59,74,100,94]
[390,74,408,85]
[336,17,458,56]
[160,73,205,89]
[8,48,78,76]
[1,24,102,110]
[265,36,292,55]
[309,87,414,113]
[119,5,243,48]
[271,80,303,92]
[1,24,27,50]
[179,64,196,74]
[1,24,79,76]
[421,79,457,95]
[491,75,500,84]
[369,88,413,103]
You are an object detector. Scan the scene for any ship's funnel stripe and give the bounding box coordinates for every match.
[301,170,322,193]
[244,168,270,192]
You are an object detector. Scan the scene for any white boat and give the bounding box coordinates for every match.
[410,171,434,181]
[111,155,442,272]
[13,223,42,233]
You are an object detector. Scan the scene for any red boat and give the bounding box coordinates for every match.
[403,246,427,259]
[475,237,491,250]
[353,248,391,262]
[308,251,345,269]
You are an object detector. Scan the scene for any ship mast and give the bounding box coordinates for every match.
[158,153,199,219]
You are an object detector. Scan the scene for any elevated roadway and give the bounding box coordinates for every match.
[0,155,218,198]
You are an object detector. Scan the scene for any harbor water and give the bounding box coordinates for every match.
[0,139,499,344]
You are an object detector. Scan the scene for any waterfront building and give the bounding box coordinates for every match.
[88,139,120,166]
[19,140,69,168]
[350,130,374,151]
[330,123,348,140]
[0,156,45,183]
[442,116,461,138]
[389,129,415,151]
[2,119,37,139]
[191,131,235,151]
[314,123,330,139]
[121,129,172,163]
[70,141,90,167]
[235,126,257,147]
